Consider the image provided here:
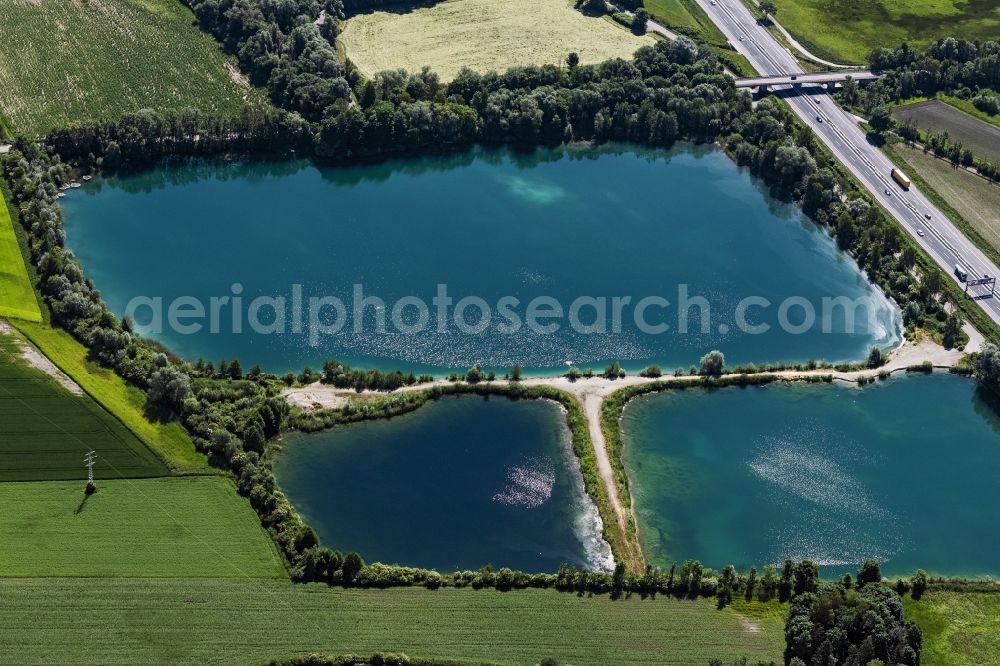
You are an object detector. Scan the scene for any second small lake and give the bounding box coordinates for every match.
[622,373,1000,578]
[274,395,613,573]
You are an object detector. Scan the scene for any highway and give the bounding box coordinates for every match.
[692,0,1000,323]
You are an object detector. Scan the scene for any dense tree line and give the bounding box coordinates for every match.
[320,359,432,391]
[867,38,1000,107]
[784,561,923,666]
[45,108,312,170]
[183,0,352,120]
[268,655,471,666]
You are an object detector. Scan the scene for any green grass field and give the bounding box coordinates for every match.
[0,327,169,481]
[904,592,1000,666]
[12,320,209,475]
[889,143,1000,256]
[644,0,729,45]
[0,0,266,137]
[0,477,285,578]
[891,99,1000,164]
[0,193,41,322]
[0,580,784,665]
[772,0,1000,64]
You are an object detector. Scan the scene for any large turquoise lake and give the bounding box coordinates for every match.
[274,395,612,572]
[623,373,1000,578]
[61,145,900,375]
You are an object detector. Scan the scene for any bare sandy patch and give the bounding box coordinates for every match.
[0,319,82,395]
[739,616,761,633]
[226,62,251,89]
[283,385,347,411]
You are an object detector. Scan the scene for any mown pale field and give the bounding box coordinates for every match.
[341,0,655,80]
[0,0,266,136]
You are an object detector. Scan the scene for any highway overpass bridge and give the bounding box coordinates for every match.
[735,70,881,90]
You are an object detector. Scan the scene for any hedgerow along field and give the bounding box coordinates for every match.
[0,580,784,664]
[0,326,169,481]
[0,0,267,137]
[0,477,286,578]
[12,320,208,475]
[340,0,655,81]
[890,99,1000,164]
[904,592,1000,665]
[0,193,41,322]
[770,0,1000,64]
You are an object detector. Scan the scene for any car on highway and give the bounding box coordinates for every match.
[816,116,823,123]
[955,264,969,281]
[924,213,932,220]
[790,75,797,80]
[815,99,821,104]
[917,229,925,237]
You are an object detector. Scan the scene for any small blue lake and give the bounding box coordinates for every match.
[623,373,1000,578]
[274,395,612,573]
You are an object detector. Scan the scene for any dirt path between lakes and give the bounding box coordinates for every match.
[282,334,972,570]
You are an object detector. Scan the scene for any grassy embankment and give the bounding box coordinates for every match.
[768,0,1000,64]
[0,0,266,137]
[642,0,757,75]
[0,579,785,665]
[0,190,41,322]
[904,592,1000,666]
[0,477,285,578]
[12,319,209,475]
[0,327,168,481]
[340,0,654,81]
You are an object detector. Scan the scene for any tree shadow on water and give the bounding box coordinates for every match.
[971,384,1000,435]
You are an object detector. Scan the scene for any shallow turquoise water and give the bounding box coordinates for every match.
[274,395,612,573]
[622,373,1000,578]
[60,145,899,375]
